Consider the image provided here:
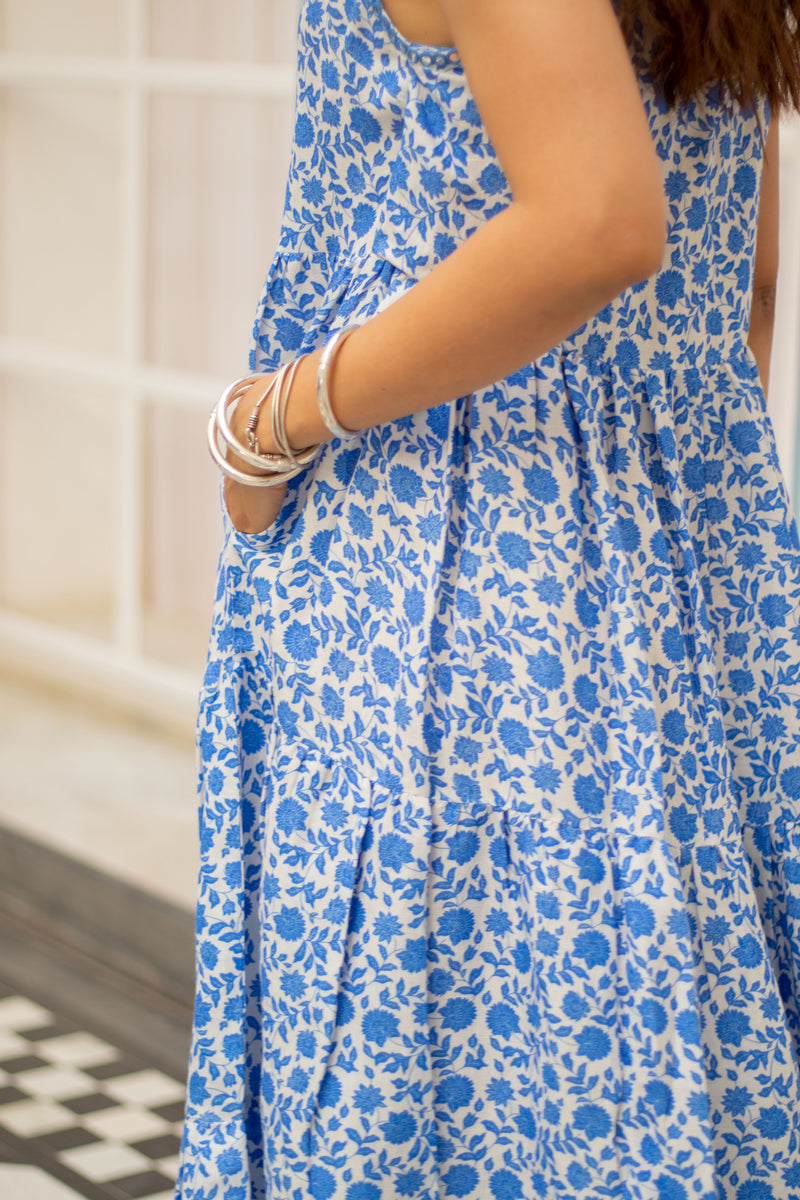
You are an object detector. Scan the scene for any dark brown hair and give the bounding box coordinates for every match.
[616,0,800,111]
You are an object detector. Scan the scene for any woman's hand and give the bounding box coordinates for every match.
[222,356,329,534]
[227,373,282,459]
[223,372,288,535]
[224,474,289,535]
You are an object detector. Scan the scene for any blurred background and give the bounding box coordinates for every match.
[0,3,300,1196]
[0,1,798,1195]
[0,1,299,898]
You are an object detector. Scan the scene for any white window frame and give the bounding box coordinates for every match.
[0,1,294,733]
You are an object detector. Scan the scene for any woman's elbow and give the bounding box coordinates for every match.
[621,213,667,282]
[602,184,668,289]
[551,173,667,299]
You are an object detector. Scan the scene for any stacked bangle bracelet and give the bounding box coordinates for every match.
[207,323,363,487]
[317,324,363,439]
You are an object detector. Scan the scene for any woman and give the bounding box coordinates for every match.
[177,1,800,1197]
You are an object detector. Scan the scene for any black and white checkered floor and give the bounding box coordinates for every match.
[0,987,183,1200]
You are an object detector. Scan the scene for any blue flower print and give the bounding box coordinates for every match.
[389,463,424,504]
[417,96,445,136]
[479,163,506,195]
[347,1185,381,1200]
[639,999,668,1034]
[309,1166,337,1198]
[353,203,376,235]
[575,1026,612,1060]
[382,1112,417,1143]
[371,645,400,685]
[275,798,306,834]
[179,5,800,1199]
[665,169,690,200]
[283,620,318,660]
[575,589,600,627]
[733,935,762,967]
[489,1169,524,1199]
[498,719,532,755]
[527,650,565,690]
[729,420,761,454]
[737,1185,776,1200]
[487,1003,519,1038]
[656,270,685,308]
[781,765,800,797]
[573,775,604,815]
[345,33,374,68]
[440,998,476,1031]
[294,113,314,147]
[755,1107,790,1140]
[733,163,757,199]
[282,973,307,1001]
[397,1171,425,1197]
[436,1075,474,1113]
[657,1181,689,1200]
[378,832,413,871]
[274,907,305,940]
[645,1080,674,1115]
[625,899,656,937]
[446,830,479,863]
[363,1009,400,1045]
[443,1165,479,1197]
[716,1009,751,1047]
[723,1087,752,1116]
[439,908,474,945]
[573,1104,612,1140]
[573,930,610,967]
[758,594,791,628]
[434,232,457,258]
[568,1164,592,1189]
[398,938,426,971]
[497,531,533,570]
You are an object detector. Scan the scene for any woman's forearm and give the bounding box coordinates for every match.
[227,0,667,529]
[281,192,665,452]
[224,193,664,533]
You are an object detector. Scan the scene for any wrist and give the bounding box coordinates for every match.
[281,350,328,451]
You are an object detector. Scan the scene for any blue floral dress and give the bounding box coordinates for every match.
[175,2,800,1197]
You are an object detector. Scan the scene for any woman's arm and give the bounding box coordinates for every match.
[227,0,666,532]
[748,118,780,396]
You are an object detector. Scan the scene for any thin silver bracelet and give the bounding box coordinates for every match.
[270,356,307,469]
[215,370,294,473]
[245,374,280,456]
[317,324,363,440]
[214,367,319,475]
[207,410,304,488]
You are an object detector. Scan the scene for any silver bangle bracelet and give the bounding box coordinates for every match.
[207,410,304,488]
[214,368,319,475]
[245,373,280,456]
[317,324,363,440]
[270,356,306,469]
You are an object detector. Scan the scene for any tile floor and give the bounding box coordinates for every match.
[0,991,183,1200]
